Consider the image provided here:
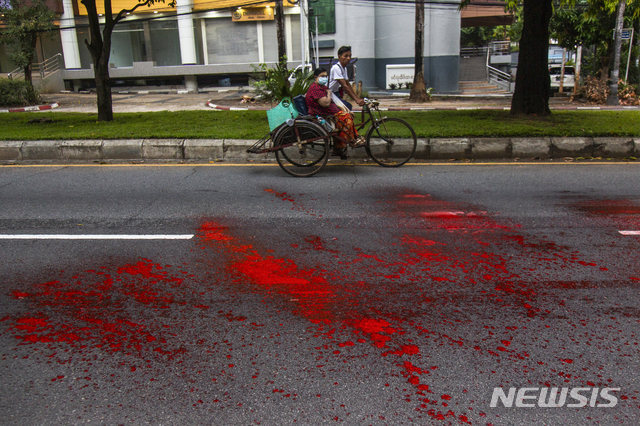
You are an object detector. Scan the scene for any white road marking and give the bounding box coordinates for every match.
[0,234,194,240]
[619,231,640,236]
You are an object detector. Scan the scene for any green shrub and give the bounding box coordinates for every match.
[250,58,314,103]
[0,78,41,107]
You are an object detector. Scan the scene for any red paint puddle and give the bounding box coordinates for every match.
[6,189,631,423]
[572,199,640,216]
[4,259,200,364]
[203,190,640,421]
[566,198,640,283]
[303,235,339,253]
[194,188,624,421]
[195,217,483,421]
[199,222,338,322]
[569,198,640,235]
[264,188,320,217]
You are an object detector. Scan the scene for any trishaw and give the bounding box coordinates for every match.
[247,97,417,177]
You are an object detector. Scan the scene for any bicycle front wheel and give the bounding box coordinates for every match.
[365,117,417,167]
[274,121,330,177]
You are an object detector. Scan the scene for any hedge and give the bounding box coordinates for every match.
[0,78,41,107]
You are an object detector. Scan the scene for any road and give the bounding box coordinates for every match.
[1,163,639,425]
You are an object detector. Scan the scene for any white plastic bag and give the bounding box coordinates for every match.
[330,92,349,113]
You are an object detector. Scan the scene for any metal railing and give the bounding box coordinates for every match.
[39,53,62,78]
[7,67,24,80]
[489,41,510,56]
[8,53,62,80]
[485,44,512,91]
[460,46,487,58]
[488,65,512,90]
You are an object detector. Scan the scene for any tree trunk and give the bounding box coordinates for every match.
[559,48,566,93]
[24,62,33,86]
[510,0,553,116]
[410,0,429,102]
[23,34,37,87]
[637,20,640,85]
[276,0,286,66]
[94,48,113,122]
[82,0,115,122]
[573,44,582,97]
[599,41,613,81]
[607,0,626,105]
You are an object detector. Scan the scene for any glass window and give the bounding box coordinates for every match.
[290,15,301,62]
[205,18,259,64]
[75,27,93,69]
[309,0,335,34]
[109,22,145,67]
[262,21,278,63]
[150,19,181,66]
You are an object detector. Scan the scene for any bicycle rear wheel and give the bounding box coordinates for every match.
[274,121,330,177]
[365,117,417,167]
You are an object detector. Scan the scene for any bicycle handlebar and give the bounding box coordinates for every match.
[363,98,379,107]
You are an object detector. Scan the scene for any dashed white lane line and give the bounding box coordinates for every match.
[0,234,194,240]
[619,231,640,236]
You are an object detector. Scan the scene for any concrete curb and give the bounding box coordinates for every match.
[66,87,251,96]
[0,103,59,113]
[1,138,638,163]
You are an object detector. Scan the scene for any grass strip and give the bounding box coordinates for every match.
[0,110,638,140]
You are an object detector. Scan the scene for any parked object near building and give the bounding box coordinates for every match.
[549,65,575,90]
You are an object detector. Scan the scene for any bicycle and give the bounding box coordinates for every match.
[247,98,417,177]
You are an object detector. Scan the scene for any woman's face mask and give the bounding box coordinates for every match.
[318,76,328,86]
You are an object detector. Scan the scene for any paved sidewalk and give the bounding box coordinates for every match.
[32,88,638,114]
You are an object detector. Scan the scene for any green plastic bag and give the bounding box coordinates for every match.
[266,97,299,131]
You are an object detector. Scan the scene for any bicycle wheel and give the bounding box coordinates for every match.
[274,121,330,177]
[365,117,417,167]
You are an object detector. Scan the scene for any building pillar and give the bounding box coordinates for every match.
[60,0,81,69]
[142,21,153,62]
[177,0,198,65]
[185,75,198,91]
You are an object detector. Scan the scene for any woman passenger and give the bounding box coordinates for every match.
[305,67,365,158]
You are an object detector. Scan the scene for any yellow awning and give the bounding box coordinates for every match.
[75,0,297,16]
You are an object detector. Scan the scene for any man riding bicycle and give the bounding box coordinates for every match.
[328,46,365,110]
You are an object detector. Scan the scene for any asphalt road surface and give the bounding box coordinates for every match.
[1,163,639,425]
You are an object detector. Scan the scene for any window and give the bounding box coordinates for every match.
[110,22,145,67]
[309,0,335,34]
[150,20,181,66]
[205,19,259,64]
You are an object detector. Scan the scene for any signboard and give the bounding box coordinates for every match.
[386,64,414,89]
[232,6,274,21]
[194,0,297,11]
[612,28,634,41]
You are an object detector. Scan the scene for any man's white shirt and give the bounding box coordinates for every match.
[329,62,349,94]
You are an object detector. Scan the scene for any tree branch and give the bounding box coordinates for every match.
[115,0,155,23]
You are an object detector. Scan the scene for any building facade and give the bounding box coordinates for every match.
[1,0,464,93]
[311,0,461,93]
